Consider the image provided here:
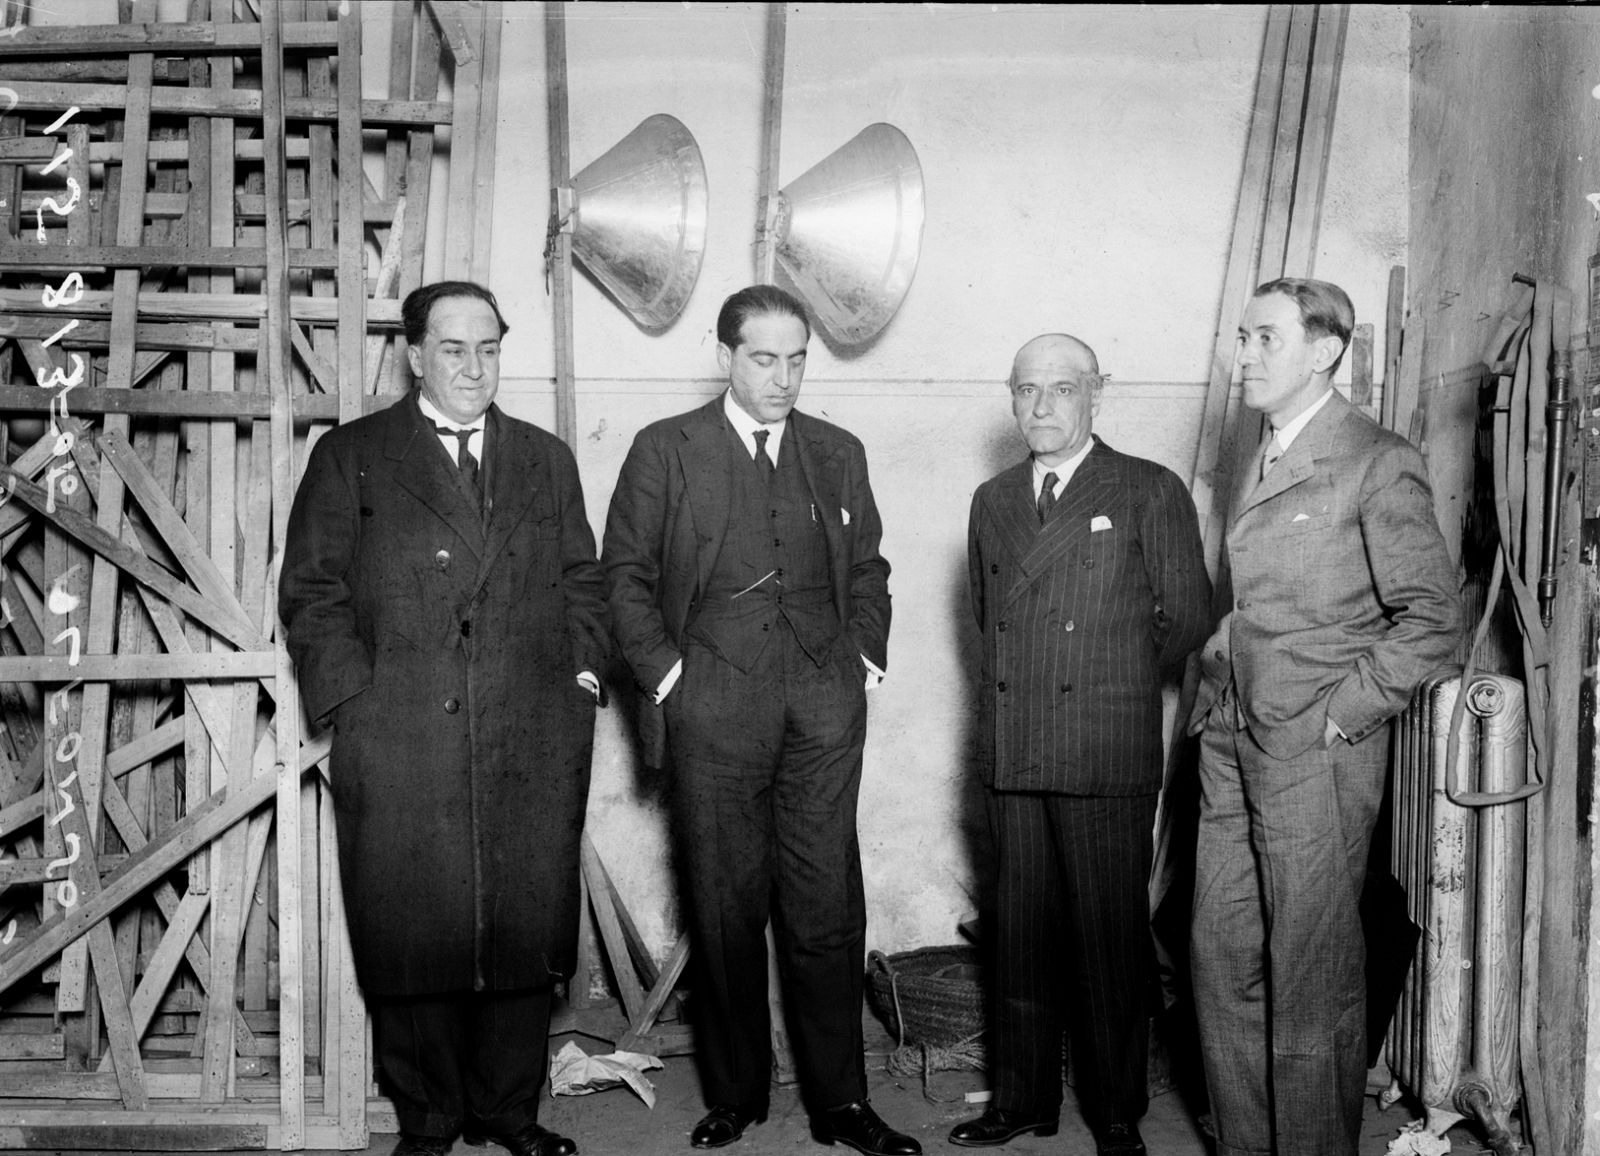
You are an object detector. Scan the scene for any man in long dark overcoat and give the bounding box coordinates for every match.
[280,280,607,1156]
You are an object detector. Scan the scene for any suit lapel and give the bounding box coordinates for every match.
[387,392,485,560]
[676,398,734,592]
[1009,441,1117,602]
[477,406,537,581]
[1233,391,1349,519]
[986,460,1039,566]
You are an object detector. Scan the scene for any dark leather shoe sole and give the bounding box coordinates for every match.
[948,1118,1060,1148]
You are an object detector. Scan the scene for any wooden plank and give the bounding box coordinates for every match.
[468,2,502,285]
[336,7,366,426]
[49,736,148,1106]
[1281,3,1349,277]
[99,428,263,624]
[0,1033,64,1059]
[544,2,575,448]
[0,286,406,325]
[616,932,689,1052]
[0,20,339,54]
[364,195,406,395]
[0,469,264,650]
[0,653,276,680]
[1,81,453,127]
[1349,321,1374,409]
[1256,5,1315,280]
[439,0,483,280]
[1381,264,1406,430]
[0,386,393,419]
[1186,4,1291,546]
[0,734,329,1000]
[0,241,341,269]
[580,836,645,1019]
[383,0,415,200]
[0,319,264,353]
[425,0,475,66]
[754,1,786,286]
[264,8,307,1135]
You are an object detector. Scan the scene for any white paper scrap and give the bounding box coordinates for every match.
[549,1040,664,1109]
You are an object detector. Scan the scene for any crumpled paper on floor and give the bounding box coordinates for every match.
[549,1040,664,1108]
[1386,1120,1451,1156]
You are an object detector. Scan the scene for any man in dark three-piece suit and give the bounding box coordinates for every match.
[280,281,607,1156]
[1188,279,1460,1156]
[956,334,1211,1156]
[602,285,917,1156]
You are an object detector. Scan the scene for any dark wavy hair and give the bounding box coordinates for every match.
[715,284,811,350]
[1254,277,1354,375]
[402,280,510,347]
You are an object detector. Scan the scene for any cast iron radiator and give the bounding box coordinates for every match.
[1382,670,1526,1155]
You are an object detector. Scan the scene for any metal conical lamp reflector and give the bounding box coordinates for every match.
[774,123,924,345]
[571,114,708,329]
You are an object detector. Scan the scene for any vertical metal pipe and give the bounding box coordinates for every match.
[1539,340,1572,625]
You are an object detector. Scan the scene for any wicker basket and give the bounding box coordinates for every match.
[866,946,986,1070]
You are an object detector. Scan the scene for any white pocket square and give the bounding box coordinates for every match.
[841,507,851,526]
[1090,515,1113,532]
[1292,512,1311,522]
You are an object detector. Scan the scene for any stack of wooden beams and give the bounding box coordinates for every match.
[0,1,498,1149]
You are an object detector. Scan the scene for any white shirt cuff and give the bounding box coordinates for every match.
[863,655,885,691]
[577,671,599,699]
[655,659,684,704]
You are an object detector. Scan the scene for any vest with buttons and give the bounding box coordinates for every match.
[687,422,839,670]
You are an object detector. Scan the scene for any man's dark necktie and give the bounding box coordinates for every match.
[1037,470,1059,524]
[437,424,482,509]
[753,429,775,484]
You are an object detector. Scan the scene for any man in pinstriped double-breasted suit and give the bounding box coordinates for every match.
[954,335,1211,1155]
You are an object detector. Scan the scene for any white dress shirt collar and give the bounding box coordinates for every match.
[723,389,787,464]
[1032,435,1095,500]
[417,392,486,464]
[1271,386,1335,452]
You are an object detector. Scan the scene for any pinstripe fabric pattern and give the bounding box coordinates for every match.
[968,438,1212,794]
[967,436,1210,1126]
[988,792,1158,1125]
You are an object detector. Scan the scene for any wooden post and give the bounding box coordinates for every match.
[754,2,787,285]
[545,1,576,449]
[261,2,305,1145]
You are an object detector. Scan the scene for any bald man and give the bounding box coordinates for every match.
[955,335,1210,1155]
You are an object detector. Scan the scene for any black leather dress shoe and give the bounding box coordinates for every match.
[947,1107,1061,1147]
[816,1101,922,1156]
[460,1122,577,1156]
[1093,1122,1147,1156]
[393,1134,452,1156]
[690,1104,767,1149]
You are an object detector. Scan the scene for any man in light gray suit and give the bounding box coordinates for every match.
[1188,278,1460,1156]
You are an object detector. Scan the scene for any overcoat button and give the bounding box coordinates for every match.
[435,549,450,569]
[996,681,1007,692]
[991,564,999,574]
[1063,620,1075,632]
[1082,558,1095,568]
[460,620,472,638]
[1214,649,1225,661]
[1061,683,1073,694]
[998,621,1009,632]
[444,698,460,714]
[1237,598,1248,610]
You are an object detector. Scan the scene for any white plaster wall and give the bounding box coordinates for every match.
[476,3,1411,959]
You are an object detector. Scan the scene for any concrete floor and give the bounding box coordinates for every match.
[348,1012,1505,1156]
